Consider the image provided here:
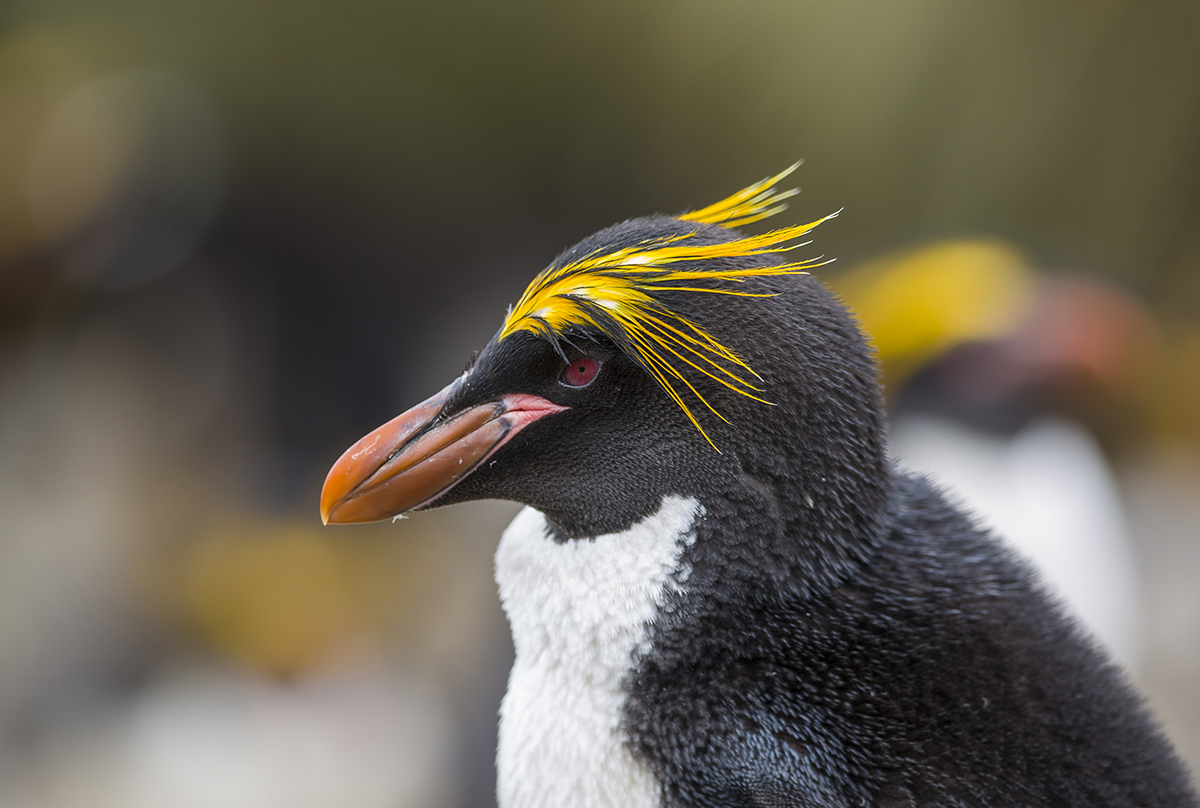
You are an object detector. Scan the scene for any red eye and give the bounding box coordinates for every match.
[561,356,600,387]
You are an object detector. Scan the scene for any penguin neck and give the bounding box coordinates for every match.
[682,415,897,603]
[534,437,896,603]
[711,336,897,601]
[536,453,896,605]
[495,496,703,664]
[493,496,703,808]
[713,464,895,602]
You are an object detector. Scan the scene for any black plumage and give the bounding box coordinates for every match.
[322,210,1198,807]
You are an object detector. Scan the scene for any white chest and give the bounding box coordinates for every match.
[493,496,702,808]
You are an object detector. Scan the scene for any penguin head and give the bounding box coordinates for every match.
[321,168,891,558]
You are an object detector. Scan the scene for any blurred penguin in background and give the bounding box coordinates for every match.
[832,241,1159,668]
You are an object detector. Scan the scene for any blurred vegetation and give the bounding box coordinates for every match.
[1,1,1198,804]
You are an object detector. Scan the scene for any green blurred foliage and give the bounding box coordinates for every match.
[4,0,1198,281]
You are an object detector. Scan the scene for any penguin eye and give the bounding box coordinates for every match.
[560,356,600,388]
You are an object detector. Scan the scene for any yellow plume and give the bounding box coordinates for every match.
[499,166,837,449]
[677,162,802,228]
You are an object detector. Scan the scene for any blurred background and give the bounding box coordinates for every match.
[1,0,1198,805]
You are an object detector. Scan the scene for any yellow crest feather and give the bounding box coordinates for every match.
[499,165,837,449]
[677,162,802,228]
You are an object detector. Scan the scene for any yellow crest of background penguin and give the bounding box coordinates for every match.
[321,168,1198,808]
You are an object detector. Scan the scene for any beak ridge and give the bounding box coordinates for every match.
[320,386,566,525]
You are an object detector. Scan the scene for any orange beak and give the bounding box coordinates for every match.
[320,382,567,525]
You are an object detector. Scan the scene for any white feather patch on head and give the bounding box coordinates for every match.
[494,495,702,808]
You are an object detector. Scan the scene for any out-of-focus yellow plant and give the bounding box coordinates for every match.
[180,519,389,678]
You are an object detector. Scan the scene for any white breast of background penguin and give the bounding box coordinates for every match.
[494,495,703,808]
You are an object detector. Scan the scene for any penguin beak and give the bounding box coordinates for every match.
[320,381,567,525]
